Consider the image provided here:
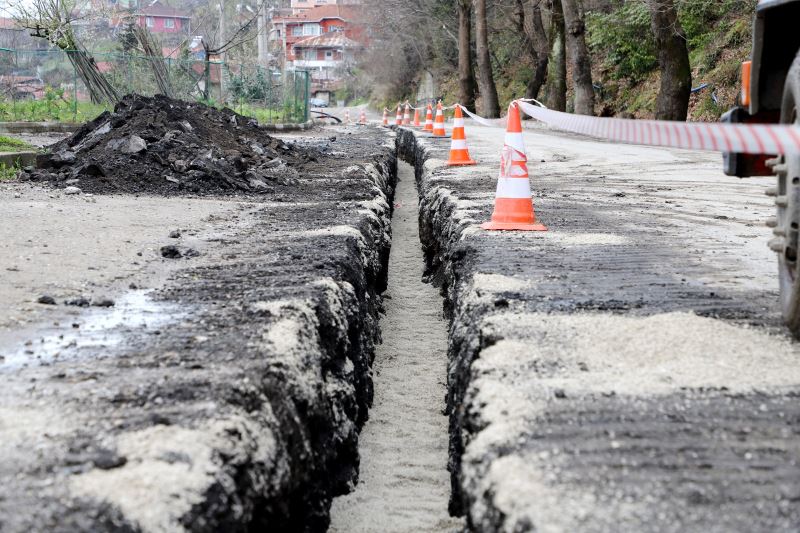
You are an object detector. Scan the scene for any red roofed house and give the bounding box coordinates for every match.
[133,1,191,35]
[270,4,365,100]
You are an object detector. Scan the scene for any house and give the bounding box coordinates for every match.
[292,33,361,78]
[270,5,365,63]
[135,3,191,34]
[270,5,365,101]
[290,0,362,15]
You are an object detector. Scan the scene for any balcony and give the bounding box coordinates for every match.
[292,59,339,69]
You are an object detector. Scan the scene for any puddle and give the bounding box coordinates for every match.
[0,290,183,371]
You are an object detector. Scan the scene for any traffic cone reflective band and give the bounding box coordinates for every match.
[423,104,434,132]
[395,105,402,126]
[481,102,547,231]
[432,101,446,137]
[359,108,367,124]
[382,108,388,126]
[446,105,476,166]
[413,108,421,127]
[403,103,411,126]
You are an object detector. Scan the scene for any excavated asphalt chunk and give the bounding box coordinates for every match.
[23,94,317,195]
[397,127,800,532]
[0,122,396,532]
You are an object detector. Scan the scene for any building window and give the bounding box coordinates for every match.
[304,49,315,60]
[164,18,175,29]
[292,25,303,36]
[302,23,320,36]
[328,25,342,32]
[145,17,154,27]
[324,50,333,59]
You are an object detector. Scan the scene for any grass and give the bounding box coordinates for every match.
[0,136,34,153]
[233,101,308,124]
[0,99,109,123]
[0,162,20,181]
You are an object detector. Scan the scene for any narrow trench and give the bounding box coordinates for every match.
[328,162,461,532]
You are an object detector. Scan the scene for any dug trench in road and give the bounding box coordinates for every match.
[329,161,462,532]
[397,122,800,532]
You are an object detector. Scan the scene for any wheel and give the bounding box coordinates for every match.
[773,51,800,335]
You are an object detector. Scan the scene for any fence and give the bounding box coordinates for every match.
[0,48,309,125]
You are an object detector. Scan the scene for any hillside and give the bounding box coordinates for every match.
[586,0,755,121]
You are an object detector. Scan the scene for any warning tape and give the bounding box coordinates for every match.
[437,98,800,155]
[515,100,800,155]
[456,104,505,128]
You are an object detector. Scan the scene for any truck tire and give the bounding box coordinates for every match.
[776,51,800,336]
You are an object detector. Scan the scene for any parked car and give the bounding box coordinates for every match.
[309,98,328,108]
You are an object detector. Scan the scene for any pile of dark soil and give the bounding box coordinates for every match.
[22,94,317,195]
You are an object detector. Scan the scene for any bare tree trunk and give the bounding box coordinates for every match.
[458,0,477,112]
[524,0,549,100]
[474,0,500,117]
[648,0,691,120]
[544,0,566,111]
[513,0,548,101]
[562,0,593,115]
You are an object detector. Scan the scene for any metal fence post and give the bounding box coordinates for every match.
[72,52,78,122]
[304,71,309,122]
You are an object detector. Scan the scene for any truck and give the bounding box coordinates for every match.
[723,0,800,337]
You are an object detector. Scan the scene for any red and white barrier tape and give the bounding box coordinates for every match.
[456,104,506,128]
[440,99,800,155]
[515,100,800,155]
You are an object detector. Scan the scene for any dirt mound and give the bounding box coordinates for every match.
[22,94,317,195]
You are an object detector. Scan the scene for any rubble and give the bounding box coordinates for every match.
[23,94,317,196]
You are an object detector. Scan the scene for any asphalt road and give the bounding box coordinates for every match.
[399,119,800,532]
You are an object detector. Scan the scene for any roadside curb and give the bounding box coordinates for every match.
[259,120,314,132]
[0,151,38,167]
[0,122,82,134]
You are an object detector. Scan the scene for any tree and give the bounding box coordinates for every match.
[648,0,691,120]
[15,0,120,104]
[457,0,477,111]
[544,0,566,111]
[524,0,550,100]
[562,0,593,115]
[474,0,499,117]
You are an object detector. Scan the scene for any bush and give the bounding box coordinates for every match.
[587,1,657,82]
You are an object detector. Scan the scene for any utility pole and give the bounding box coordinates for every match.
[218,0,227,101]
[257,0,268,67]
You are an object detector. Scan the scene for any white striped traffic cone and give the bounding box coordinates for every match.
[395,104,402,126]
[432,101,446,137]
[446,105,476,166]
[423,103,433,132]
[403,102,411,126]
[481,102,546,231]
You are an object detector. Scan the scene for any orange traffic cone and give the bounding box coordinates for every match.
[403,103,411,126]
[413,108,421,127]
[481,102,546,231]
[359,108,367,124]
[344,109,350,123]
[382,108,388,126]
[423,104,434,132]
[395,104,402,126]
[432,101,446,137]
[446,106,476,166]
